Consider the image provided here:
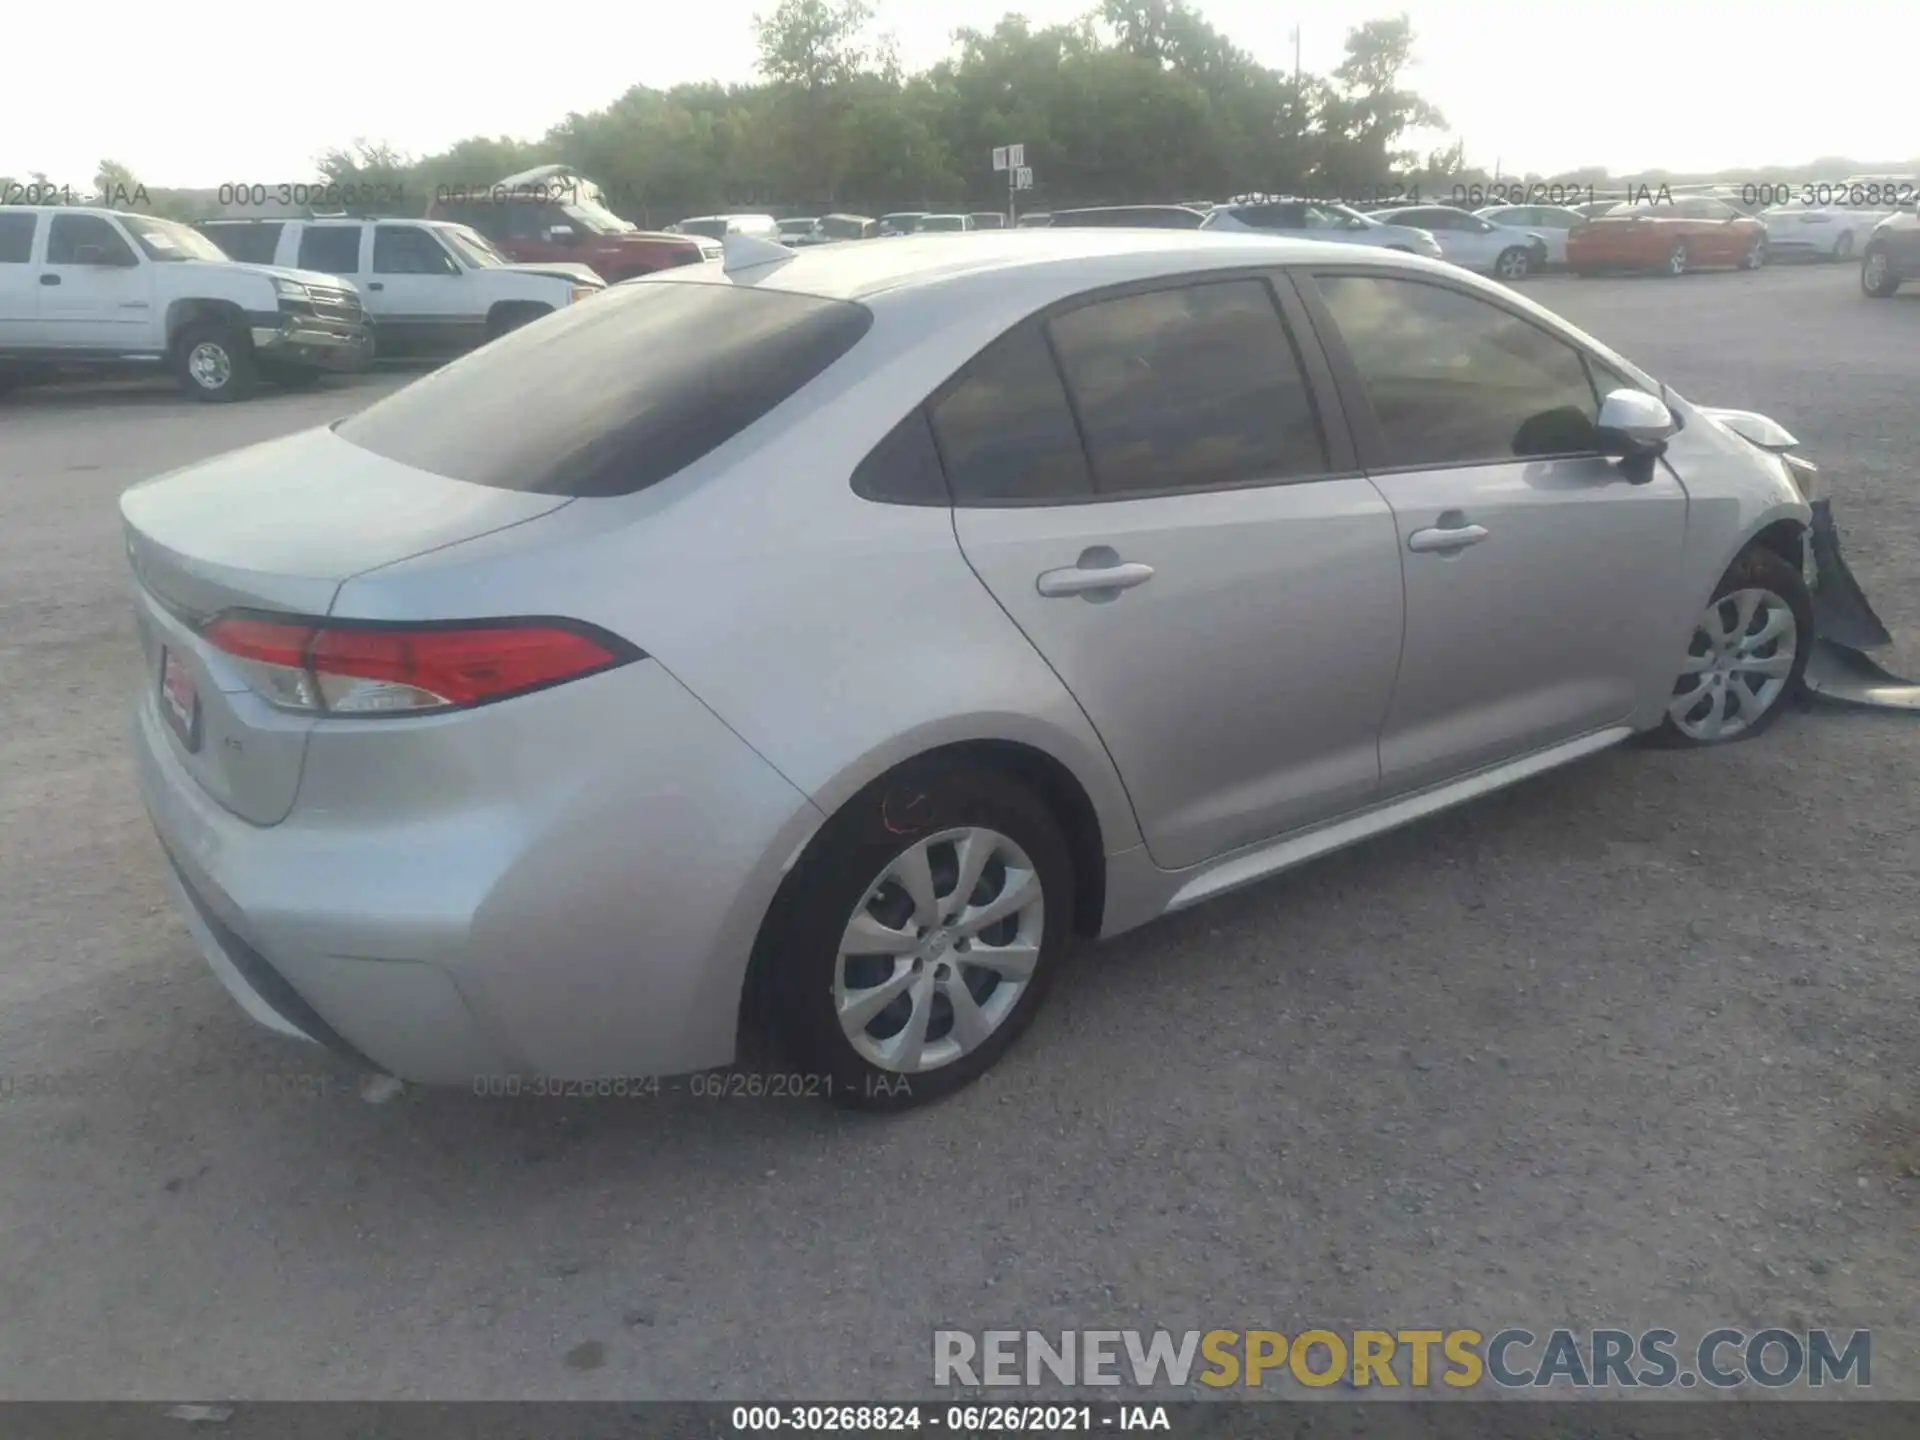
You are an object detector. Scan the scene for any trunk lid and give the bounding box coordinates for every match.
[122,424,572,824]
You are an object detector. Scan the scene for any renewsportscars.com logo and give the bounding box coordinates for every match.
[933,1328,1871,1390]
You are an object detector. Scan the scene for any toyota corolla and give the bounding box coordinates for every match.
[128,229,1842,1111]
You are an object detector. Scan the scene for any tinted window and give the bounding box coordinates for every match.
[504,203,567,241]
[373,226,457,274]
[199,222,283,264]
[0,212,34,263]
[1316,275,1603,467]
[298,226,362,275]
[1047,279,1327,495]
[46,214,135,265]
[336,281,874,497]
[927,324,1092,504]
[851,408,951,507]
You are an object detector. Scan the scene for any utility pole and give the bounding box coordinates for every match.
[1291,26,1301,94]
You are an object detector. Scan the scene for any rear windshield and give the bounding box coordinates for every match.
[334,280,874,497]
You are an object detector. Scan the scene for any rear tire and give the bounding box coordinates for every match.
[1832,230,1855,263]
[172,322,257,402]
[1646,544,1811,748]
[1663,241,1690,278]
[757,759,1075,1112]
[1861,245,1901,298]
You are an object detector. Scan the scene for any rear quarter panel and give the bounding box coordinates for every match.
[327,281,1147,861]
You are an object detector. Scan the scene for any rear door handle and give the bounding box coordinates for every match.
[1408,523,1489,553]
[39,274,60,286]
[1036,551,1155,600]
[367,281,384,291]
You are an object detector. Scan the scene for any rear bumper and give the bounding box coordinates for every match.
[131,659,825,1085]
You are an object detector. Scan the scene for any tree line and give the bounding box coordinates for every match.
[7,0,1918,226]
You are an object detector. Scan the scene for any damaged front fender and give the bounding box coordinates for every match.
[1803,498,1920,711]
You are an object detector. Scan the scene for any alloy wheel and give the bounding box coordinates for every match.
[1833,232,1854,262]
[1496,248,1530,280]
[1745,237,1767,270]
[1668,243,1688,276]
[1863,250,1891,293]
[1668,587,1798,741]
[833,827,1045,1074]
[188,342,232,391]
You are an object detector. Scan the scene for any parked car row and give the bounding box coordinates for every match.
[0,205,610,401]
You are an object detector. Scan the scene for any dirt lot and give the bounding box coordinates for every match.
[0,264,1914,1402]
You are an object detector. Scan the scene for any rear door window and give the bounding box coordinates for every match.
[199,222,283,264]
[926,324,1094,504]
[297,225,363,275]
[0,212,35,263]
[1046,278,1328,494]
[335,280,874,496]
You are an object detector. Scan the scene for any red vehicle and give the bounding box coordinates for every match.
[426,165,717,283]
[1566,195,1768,277]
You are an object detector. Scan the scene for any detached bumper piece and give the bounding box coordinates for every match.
[1804,499,1920,712]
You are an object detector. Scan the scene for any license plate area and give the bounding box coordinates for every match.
[160,646,202,752]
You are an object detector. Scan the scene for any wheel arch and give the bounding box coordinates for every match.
[485,298,553,334]
[737,732,1121,1043]
[164,298,247,352]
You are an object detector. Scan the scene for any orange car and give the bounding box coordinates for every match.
[1566,195,1768,276]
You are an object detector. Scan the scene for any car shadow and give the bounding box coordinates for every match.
[1,361,438,413]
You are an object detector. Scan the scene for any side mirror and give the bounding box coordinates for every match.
[1596,389,1677,477]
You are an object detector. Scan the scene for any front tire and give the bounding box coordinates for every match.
[1861,246,1901,298]
[172,323,257,402]
[1648,545,1810,748]
[1743,235,1768,270]
[1832,230,1855,263]
[758,759,1075,1112]
[1494,246,1532,281]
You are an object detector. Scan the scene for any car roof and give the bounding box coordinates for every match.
[678,229,1438,305]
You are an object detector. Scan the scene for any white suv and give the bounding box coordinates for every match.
[0,206,373,401]
[197,217,605,358]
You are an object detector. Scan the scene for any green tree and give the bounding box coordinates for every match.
[1323,16,1446,188]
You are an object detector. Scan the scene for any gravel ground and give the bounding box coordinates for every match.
[0,266,1914,1402]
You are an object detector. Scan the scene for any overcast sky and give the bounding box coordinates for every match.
[6,1,1915,188]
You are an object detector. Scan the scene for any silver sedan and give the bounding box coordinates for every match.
[125,230,1818,1111]
[1475,204,1589,267]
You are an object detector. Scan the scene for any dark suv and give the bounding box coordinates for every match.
[427,166,716,283]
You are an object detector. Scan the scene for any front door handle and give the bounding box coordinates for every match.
[367,281,384,290]
[39,274,61,286]
[1407,522,1489,553]
[1036,548,1155,600]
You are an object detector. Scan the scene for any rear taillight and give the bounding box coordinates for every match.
[202,614,639,717]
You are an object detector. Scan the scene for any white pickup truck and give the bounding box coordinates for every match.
[0,206,374,401]
[197,216,604,359]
